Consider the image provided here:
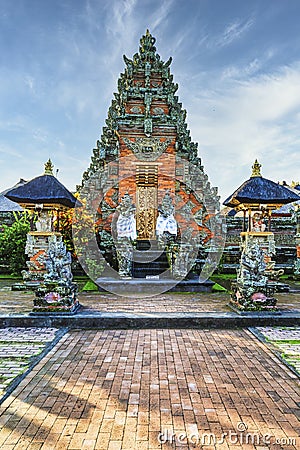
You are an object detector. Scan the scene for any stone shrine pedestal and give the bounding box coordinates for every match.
[230,231,278,311]
[22,231,79,314]
[23,232,62,286]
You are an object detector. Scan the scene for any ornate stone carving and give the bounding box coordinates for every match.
[130,106,143,114]
[123,137,171,161]
[144,118,152,136]
[116,193,137,240]
[152,107,164,115]
[78,31,222,285]
[231,234,277,311]
[115,193,136,278]
[116,238,133,278]
[137,186,157,239]
[33,239,79,313]
[35,211,52,232]
[156,191,177,238]
[43,241,73,283]
[173,229,198,279]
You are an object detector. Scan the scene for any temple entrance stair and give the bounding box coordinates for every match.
[132,240,170,278]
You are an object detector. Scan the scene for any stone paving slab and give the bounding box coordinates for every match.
[255,327,300,341]
[255,326,300,377]
[0,290,300,316]
[0,328,62,400]
[1,290,300,330]
[0,327,60,342]
[0,329,299,449]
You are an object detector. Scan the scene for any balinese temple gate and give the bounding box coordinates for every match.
[76,31,224,293]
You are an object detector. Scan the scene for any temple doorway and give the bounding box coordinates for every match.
[136,165,158,240]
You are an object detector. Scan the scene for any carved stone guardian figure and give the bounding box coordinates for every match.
[115,193,136,278]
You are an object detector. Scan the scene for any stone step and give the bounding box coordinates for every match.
[132,249,168,263]
[136,239,159,251]
[2,309,299,329]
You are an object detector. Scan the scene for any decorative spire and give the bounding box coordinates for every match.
[250,159,262,177]
[139,29,157,60]
[44,159,54,175]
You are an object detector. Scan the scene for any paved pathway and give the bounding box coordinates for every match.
[0,329,299,449]
[0,328,61,399]
[0,290,300,315]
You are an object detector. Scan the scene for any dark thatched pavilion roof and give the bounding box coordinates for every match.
[223,160,300,208]
[0,195,23,212]
[0,179,27,212]
[4,160,78,209]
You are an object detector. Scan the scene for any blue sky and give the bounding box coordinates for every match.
[1,0,300,202]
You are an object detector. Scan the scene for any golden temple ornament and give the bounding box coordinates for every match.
[250,159,262,177]
[44,159,54,175]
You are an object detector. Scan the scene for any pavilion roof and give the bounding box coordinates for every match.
[223,160,300,208]
[0,179,26,212]
[0,195,23,212]
[4,160,78,209]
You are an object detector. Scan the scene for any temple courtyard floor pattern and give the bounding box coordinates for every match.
[0,289,299,315]
[0,327,298,449]
[0,289,299,449]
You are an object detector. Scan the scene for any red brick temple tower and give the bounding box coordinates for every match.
[78,30,222,285]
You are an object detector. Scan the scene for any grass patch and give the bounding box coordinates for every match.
[0,275,22,280]
[212,283,228,292]
[82,280,99,291]
[211,274,236,281]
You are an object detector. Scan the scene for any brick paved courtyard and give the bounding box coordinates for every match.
[0,329,299,449]
[0,290,299,315]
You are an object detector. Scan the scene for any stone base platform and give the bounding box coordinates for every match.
[0,310,299,330]
[0,288,299,329]
[96,277,214,296]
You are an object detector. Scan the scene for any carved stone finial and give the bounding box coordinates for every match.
[139,30,156,60]
[44,159,54,175]
[250,159,262,178]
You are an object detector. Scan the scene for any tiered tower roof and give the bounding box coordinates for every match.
[80,30,202,188]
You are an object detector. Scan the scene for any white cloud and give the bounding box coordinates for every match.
[215,17,254,48]
[186,62,300,201]
[24,75,35,94]
[0,143,22,159]
[148,0,175,33]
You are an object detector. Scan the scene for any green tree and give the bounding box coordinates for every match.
[0,213,30,275]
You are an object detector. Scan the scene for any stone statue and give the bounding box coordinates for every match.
[252,212,266,232]
[237,243,267,286]
[44,241,73,283]
[115,193,136,278]
[156,191,177,238]
[116,193,137,240]
[33,239,78,312]
[294,257,300,276]
[232,242,276,310]
[172,228,197,278]
[35,210,52,232]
